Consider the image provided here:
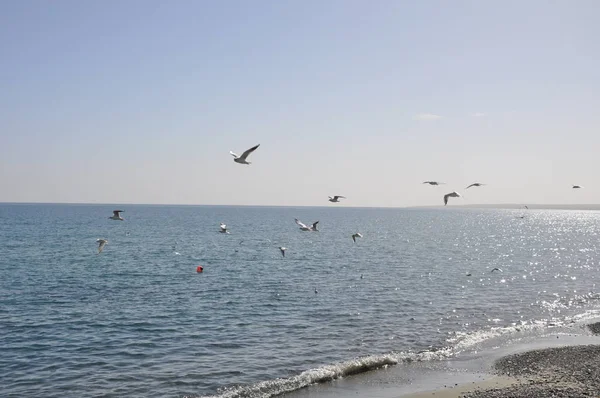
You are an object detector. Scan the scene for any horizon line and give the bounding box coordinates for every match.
[1,201,599,210]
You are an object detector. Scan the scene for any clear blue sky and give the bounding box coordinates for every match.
[1,1,598,207]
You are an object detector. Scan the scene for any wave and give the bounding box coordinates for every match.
[194,308,600,398]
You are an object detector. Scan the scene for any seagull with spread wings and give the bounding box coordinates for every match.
[443,191,461,206]
[97,239,108,254]
[328,195,346,203]
[109,210,124,221]
[230,144,260,165]
[465,182,485,189]
[295,218,319,231]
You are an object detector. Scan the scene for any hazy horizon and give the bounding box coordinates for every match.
[1,1,598,207]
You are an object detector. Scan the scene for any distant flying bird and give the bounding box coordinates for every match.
[230,144,260,165]
[219,223,230,234]
[97,239,108,254]
[351,233,363,243]
[109,210,124,221]
[328,195,346,203]
[443,191,461,205]
[279,247,287,257]
[295,218,319,231]
[572,185,583,189]
[491,268,503,273]
[523,205,529,209]
[423,181,445,185]
[465,183,485,189]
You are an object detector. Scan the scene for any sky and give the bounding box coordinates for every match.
[1,1,599,207]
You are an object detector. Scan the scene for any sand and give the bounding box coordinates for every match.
[401,344,600,398]
[396,322,600,398]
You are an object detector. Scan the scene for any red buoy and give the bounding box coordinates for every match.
[196,266,203,273]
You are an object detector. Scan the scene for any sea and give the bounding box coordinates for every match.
[1,203,600,398]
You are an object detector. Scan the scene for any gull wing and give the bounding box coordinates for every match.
[239,144,260,160]
[443,193,450,205]
[113,210,123,216]
[295,218,308,229]
[230,151,239,158]
[311,221,319,230]
[465,184,476,189]
[97,239,107,254]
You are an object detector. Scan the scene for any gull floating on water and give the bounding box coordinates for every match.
[219,223,229,234]
[465,183,485,189]
[230,144,260,165]
[109,210,124,221]
[352,233,363,243]
[279,247,287,257]
[443,191,461,205]
[423,181,445,185]
[572,185,583,189]
[328,195,346,203]
[295,218,319,231]
[97,239,108,254]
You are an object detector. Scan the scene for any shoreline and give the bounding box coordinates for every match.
[397,322,600,398]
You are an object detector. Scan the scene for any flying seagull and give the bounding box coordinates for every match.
[219,223,230,234]
[328,195,346,203]
[491,267,503,273]
[572,185,583,189]
[279,247,287,257]
[352,233,363,243]
[295,218,319,231]
[230,144,260,165]
[97,239,108,254]
[465,183,485,189]
[423,181,445,185]
[443,191,461,205]
[109,210,124,221]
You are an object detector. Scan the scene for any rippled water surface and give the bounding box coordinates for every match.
[1,204,599,398]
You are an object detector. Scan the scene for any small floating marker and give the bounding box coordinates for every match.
[196,266,204,273]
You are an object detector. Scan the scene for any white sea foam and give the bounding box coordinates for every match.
[197,308,600,398]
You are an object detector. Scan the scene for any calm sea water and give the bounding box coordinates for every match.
[1,204,600,398]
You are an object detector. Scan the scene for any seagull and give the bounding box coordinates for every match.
[97,239,108,254]
[466,273,472,276]
[328,195,346,203]
[295,218,319,231]
[352,233,363,243]
[443,191,461,205]
[314,288,318,294]
[491,268,503,273]
[465,183,485,189]
[279,247,287,257]
[423,181,445,185]
[219,223,230,234]
[109,210,124,221]
[572,185,583,189]
[230,144,260,165]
